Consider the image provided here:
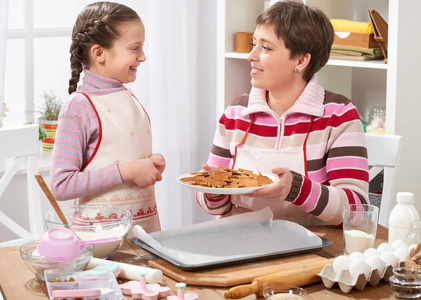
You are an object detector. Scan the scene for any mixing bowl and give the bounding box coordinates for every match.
[44,205,132,259]
[19,240,94,281]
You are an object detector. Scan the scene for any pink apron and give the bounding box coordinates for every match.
[76,90,161,234]
[230,114,326,226]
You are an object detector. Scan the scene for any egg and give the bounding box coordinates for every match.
[391,239,406,250]
[363,247,380,258]
[393,247,408,263]
[349,251,364,261]
[365,255,385,275]
[380,251,399,268]
[377,242,394,253]
[332,255,351,275]
[349,258,370,280]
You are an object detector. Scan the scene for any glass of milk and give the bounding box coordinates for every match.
[342,204,379,254]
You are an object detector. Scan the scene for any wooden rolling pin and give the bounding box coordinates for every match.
[224,256,336,299]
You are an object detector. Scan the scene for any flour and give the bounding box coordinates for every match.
[75,225,128,258]
[344,229,375,254]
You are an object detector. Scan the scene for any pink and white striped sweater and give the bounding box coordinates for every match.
[196,76,369,225]
[50,69,125,201]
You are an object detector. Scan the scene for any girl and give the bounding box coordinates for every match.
[50,2,164,234]
[196,1,369,226]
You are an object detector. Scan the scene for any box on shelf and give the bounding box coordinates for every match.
[333,32,379,49]
[235,32,253,53]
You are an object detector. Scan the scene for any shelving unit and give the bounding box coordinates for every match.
[216,0,421,215]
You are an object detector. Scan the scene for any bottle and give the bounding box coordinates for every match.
[388,192,420,244]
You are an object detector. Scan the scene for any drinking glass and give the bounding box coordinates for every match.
[342,204,379,254]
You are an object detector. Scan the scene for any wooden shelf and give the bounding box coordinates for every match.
[225,52,388,70]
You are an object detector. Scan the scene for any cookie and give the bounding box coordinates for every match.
[180,167,273,189]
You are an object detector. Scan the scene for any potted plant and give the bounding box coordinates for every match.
[38,91,63,151]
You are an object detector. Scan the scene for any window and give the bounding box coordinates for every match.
[3,0,98,127]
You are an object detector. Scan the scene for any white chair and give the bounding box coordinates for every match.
[0,124,44,247]
[365,133,402,227]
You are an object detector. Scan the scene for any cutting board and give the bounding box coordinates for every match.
[148,253,328,287]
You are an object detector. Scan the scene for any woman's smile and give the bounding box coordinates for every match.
[251,66,263,75]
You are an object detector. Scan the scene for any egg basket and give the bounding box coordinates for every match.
[318,246,405,293]
[318,262,399,293]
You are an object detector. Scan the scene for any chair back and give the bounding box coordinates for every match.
[365,133,402,227]
[0,124,44,247]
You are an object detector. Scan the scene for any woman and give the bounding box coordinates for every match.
[196,1,369,226]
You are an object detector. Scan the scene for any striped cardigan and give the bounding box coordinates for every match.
[196,76,369,225]
[50,69,124,201]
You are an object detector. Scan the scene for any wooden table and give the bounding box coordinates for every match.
[0,225,397,299]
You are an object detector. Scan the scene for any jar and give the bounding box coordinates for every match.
[367,106,386,134]
[389,267,421,299]
[389,192,420,244]
[406,221,421,247]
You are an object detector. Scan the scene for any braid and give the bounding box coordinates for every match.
[68,2,140,94]
[68,52,83,94]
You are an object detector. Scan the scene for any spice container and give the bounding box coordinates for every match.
[366,106,386,134]
[262,285,307,299]
[389,267,421,299]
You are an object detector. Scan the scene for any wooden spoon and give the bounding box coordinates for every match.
[34,174,80,238]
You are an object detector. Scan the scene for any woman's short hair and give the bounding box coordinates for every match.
[256,1,334,82]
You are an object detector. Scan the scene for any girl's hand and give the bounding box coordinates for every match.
[248,167,293,200]
[118,158,162,188]
[150,153,166,174]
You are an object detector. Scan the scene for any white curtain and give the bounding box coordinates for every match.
[127,1,217,230]
[1,0,217,230]
[0,0,9,128]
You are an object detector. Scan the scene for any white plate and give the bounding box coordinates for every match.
[176,173,276,195]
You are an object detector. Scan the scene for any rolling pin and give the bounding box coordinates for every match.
[224,257,336,299]
[87,258,163,283]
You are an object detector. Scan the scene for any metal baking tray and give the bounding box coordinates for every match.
[131,236,332,271]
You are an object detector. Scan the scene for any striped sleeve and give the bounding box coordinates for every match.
[49,93,122,201]
[195,112,233,215]
[286,98,369,225]
[196,98,251,215]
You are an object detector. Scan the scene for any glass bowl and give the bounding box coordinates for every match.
[389,267,421,299]
[262,285,307,299]
[19,240,94,281]
[44,205,132,259]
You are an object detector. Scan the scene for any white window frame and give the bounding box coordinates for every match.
[6,0,71,124]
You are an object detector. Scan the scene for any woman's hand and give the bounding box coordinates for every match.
[201,164,223,198]
[201,163,220,172]
[248,167,293,200]
[150,153,166,174]
[118,157,162,188]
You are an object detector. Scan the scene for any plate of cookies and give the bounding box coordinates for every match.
[177,167,275,195]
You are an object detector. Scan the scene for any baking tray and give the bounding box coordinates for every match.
[131,236,332,271]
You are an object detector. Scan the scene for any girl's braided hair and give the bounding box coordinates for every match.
[68,1,140,94]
